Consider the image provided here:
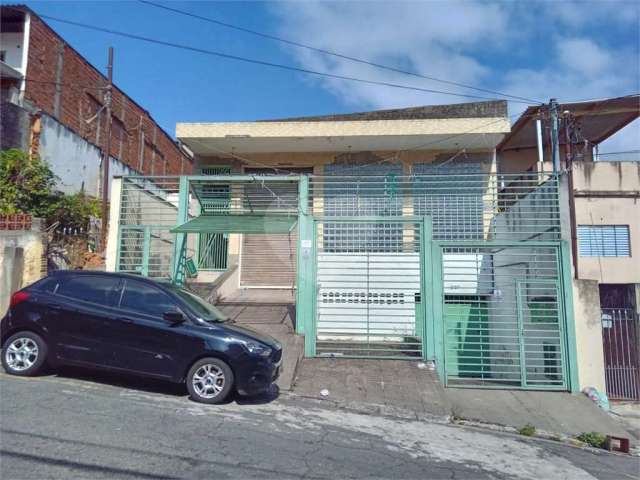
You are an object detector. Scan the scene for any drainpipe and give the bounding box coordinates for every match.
[535,118,544,182]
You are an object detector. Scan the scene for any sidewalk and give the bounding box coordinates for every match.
[610,402,640,441]
[446,388,632,438]
[292,358,451,421]
[291,358,636,444]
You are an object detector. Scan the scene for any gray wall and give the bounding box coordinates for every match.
[39,113,137,198]
[0,101,31,151]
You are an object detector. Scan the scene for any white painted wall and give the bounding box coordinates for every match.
[0,31,25,70]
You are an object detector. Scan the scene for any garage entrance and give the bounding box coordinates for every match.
[313,218,431,359]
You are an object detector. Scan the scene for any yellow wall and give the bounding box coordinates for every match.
[572,162,640,284]
[194,149,496,174]
[572,279,607,391]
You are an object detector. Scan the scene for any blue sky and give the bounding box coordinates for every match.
[15,1,640,152]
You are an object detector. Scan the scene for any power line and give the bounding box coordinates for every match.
[37,13,538,105]
[596,150,640,156]
[138,0,543,105]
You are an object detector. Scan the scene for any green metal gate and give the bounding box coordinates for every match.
[313,218,429,359]
[442,245,567,389]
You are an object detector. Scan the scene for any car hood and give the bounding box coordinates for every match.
[221,323,281,350]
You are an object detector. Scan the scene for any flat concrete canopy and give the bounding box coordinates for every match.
[177,112,511,154]
[170,214,297,234]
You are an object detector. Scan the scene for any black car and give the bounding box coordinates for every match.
[0,271,282,404]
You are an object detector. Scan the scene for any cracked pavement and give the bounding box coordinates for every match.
[1,369,638,479]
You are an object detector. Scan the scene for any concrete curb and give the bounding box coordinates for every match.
[285,391,639,458]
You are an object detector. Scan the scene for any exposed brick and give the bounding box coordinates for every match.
[20,11,191,176]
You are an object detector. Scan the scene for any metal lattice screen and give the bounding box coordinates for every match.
[118,177,180,278]
[442,245,566,389]
[310,171,561,242]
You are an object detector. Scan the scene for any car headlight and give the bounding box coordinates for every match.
[241,341,272,358]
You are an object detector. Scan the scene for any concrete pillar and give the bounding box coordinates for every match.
[105,177,122,272]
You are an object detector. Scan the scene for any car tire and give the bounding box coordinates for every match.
[2,331,48,376]
[186,357,234,404]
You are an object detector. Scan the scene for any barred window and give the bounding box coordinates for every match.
[577,225,630,257]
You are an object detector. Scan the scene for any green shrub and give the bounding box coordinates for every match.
[0,149,100,229]
[518,424,536,436]
[576,432,607,449]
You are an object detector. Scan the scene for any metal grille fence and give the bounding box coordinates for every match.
[309,172,561,241]
[601,308,640,400]
[442,245,566,388]
[118,177,180,277]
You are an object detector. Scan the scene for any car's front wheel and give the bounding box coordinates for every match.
[2,331,48,376]
[186,357,234,404]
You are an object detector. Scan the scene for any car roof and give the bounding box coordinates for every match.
[48,270,171,285]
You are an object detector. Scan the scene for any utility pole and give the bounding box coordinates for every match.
[100,47,113,252]
[549,98,561,174]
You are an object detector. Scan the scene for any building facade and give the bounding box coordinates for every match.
[107,100,588,393]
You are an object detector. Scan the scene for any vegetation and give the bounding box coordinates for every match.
[0,149,100,229]
[518,424,537,436]
[576,432,607,449]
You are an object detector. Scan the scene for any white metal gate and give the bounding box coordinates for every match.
[314,220,424,358]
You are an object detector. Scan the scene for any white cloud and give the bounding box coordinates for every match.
[270,0,639,149]
[544,1,640,29]
[557,38,613,76]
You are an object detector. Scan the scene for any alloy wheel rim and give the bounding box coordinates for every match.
[6,338,39,372]
[192,364,225,399]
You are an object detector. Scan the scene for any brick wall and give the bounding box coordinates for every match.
[23,13,192,175]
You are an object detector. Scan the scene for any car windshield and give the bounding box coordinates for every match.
[169,286,229,323]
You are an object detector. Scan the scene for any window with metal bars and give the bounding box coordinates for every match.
[197,166,231,270]
[577,225,630,257]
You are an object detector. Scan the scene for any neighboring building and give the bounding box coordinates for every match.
[0,4,192,197]
[108,99,587,394]
[497,95,640,400]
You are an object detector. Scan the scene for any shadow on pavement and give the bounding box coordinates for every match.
[48,366,280,405]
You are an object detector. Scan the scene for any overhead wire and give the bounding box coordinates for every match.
[138,0,543,105]
[595,150,640,156]
[36,13,538,105]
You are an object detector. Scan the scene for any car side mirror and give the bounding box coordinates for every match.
[163,310,185,325]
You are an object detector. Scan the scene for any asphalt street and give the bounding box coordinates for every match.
[0,368,638,480]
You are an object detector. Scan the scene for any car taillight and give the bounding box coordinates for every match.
[10,291,30,308]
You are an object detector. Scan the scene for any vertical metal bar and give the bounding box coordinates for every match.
[172,176,189,285]
[516,281,527,388]
[559,241,580,392]
[141,227,151,277]
[431,244,445,382]
[115,226,122,272]
[296,176,313,338]
[554,279,568,388]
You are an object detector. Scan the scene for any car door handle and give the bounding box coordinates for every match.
[116,317,135,324]
[47,303,63,311]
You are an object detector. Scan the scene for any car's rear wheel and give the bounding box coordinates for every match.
[2,332,48,376]
[186,357,234,404]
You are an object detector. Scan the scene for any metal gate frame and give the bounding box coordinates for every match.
[307,216,435,360]
[601,307,640,400]
[436,241,578,391]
